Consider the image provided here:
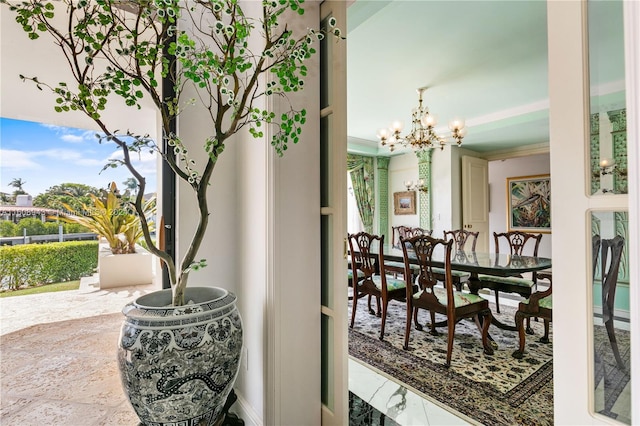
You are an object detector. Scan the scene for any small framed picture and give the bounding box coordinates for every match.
[506,174,551,232]
[394,191,416,215]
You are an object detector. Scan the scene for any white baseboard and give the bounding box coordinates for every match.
[231,390,262,426]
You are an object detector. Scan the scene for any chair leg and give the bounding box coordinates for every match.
[512,311,527,359]
[540,318,551,344]
[403,305,414,350]
[494,290,501,313]
[445,315,455,367]
[605,319,625,370]
[379,298,388,340]
[413,306,423,331]
[350,291,358,328]
[365,295,381,316]
[525,317,534,335]
[480,310,494,356]
[429,310,438,336]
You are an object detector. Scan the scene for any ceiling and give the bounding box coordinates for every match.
[346,0,626,156]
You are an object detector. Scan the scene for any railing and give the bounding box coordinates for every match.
[0,233,98,246]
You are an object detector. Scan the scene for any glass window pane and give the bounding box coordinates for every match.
[588,0,627,196]
[591,210,631,423]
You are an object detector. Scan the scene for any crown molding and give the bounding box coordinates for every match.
[481,142,550,161]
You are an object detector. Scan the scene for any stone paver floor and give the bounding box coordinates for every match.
[0,275,159,425]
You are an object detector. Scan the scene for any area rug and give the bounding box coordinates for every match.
[593,323,632,421]
[348,298,554,426]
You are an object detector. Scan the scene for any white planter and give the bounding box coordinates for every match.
[98,243,154,288]
[118,287,243,426]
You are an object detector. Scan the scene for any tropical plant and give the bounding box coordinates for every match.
[3,0,342,305]
[8,177,27,199]
[8,177,27,192]
[58,182,156,254]
[33,182,100,213]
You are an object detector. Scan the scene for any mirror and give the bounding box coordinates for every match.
[588,0,627,195]
[591,211,631,423]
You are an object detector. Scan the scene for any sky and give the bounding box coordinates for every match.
[0,117,157,198]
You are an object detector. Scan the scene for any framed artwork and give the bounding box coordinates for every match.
[394,191,416,215]
[507,174,551,233]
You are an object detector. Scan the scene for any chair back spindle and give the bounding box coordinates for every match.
[444,229,479,252]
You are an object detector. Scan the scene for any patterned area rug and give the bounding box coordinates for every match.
[593,323,632,421]
[348,297,554,426]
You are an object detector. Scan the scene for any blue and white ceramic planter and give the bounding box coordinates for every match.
[118,287,243,426]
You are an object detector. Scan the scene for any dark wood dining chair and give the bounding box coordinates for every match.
[348,232,407,340]
[598,235,625,370]
[477,231,543,313]
[400,234,493,367]
[386,226,432,280]
[431,229,479,291]
[512,273,552,359]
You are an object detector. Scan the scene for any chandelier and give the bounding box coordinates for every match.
[376,87,467,152]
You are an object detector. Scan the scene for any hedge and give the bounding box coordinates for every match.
[0,241,98,290]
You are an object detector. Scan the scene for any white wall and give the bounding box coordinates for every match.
[431,146,470,238]
[175,3,322,424]
[488,153,552,257]
[386,148,552,258]
[388,153,420,236]
[0,7,157,136]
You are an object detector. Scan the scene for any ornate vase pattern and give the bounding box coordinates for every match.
[118,287,243,426]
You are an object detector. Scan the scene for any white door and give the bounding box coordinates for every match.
[319,1,348,425]
[549,1,639,424]
[462,155,490,252]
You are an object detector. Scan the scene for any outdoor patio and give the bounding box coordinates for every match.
[0,276,158,425]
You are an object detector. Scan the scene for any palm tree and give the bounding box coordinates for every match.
[9,178,27,195]
[122,177,138,198]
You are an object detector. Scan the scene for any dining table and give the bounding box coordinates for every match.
[376,243,553,332]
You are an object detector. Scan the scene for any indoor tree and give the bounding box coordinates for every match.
[3,0,342,305]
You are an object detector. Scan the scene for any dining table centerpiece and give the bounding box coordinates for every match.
[2,0,343,424]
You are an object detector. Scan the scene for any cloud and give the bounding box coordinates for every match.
[40,122,98,144]
[37,148,105,166]
[1,148,106,169]
[0,149,40,169]
[60,134,85,144]
[107,149,158,175]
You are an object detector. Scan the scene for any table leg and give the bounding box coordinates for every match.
[468,274,518,332]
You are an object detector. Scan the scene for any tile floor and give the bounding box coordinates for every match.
[0,275,475,426]
[349,359,476,426]
[0,276,158,426]
[1,278,631,425]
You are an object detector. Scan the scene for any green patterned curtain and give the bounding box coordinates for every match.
[347,154,375,233]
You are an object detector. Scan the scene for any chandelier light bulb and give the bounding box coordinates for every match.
[391,121,404,133]
[377,128,390,141]
[421,113,438,127]
[449,117,465,131]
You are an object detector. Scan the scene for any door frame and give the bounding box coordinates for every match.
[548,1,639,423]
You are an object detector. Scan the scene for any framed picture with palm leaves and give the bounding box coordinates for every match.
[506,174,551,233]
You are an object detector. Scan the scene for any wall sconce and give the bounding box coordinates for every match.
[594,158,628,194]
[598,158,627,177]
[405,179,428,193]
